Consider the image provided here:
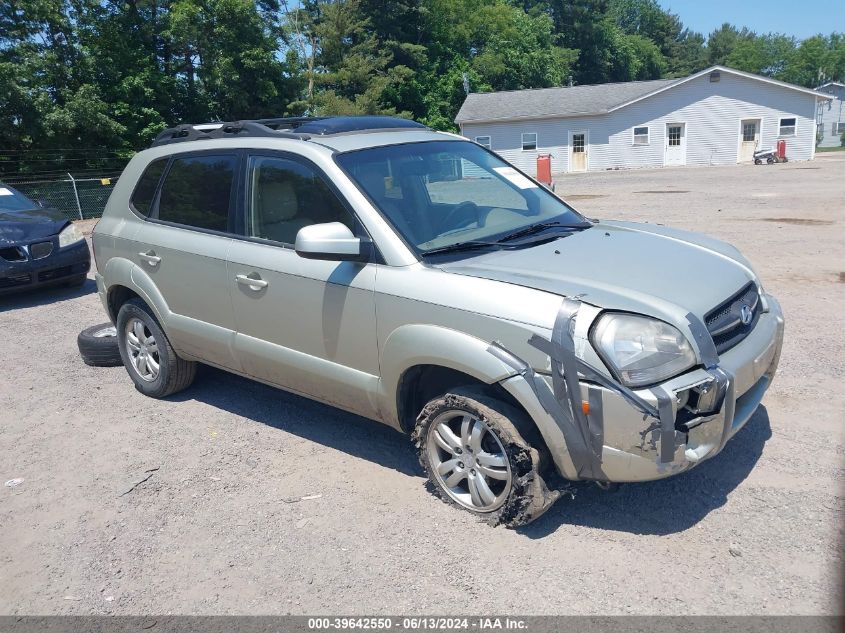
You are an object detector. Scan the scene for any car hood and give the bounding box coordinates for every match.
[0,207,68,244]
[437,220,758,324]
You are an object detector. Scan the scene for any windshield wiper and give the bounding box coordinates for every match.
[420,240,503,257]
[496,220,592,243]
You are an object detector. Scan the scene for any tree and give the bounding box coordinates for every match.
[1,0,843,164]
[780,34,845,87]
[706,23,755,66]
[726,33,796,78]
[285,0,414,115]
[669,28,707,76]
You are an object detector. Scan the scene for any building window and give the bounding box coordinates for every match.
[835,122,845,135]
[742,122,757,142]
[667,125,682,146]
[633,126,649,145]
[475,136,491,149]
[572,133,586,153]
[521,132,537,151]
[779,117,797,136]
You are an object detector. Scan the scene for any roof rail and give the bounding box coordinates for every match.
[150,120,310,147]
[294,116,427,135]
[150,115,429,148]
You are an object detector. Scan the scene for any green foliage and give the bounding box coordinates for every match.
[0,0,843,176]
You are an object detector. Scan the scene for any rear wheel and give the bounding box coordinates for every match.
[413,386,559,527]
[116,298,196,398]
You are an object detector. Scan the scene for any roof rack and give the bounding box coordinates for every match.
[150,116,428,147]
[150,120,311,147]
[294,115,427,135]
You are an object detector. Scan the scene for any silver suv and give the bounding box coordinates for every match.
[93,116,784,526]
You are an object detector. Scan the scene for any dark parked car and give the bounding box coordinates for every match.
[0,183,90,294]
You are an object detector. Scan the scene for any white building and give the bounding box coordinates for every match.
[456,66,833,176]
[816,81,844,148]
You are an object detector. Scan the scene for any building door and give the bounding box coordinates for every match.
[739,118,761,162]
[664,123,686,166]
[570,132,588,172]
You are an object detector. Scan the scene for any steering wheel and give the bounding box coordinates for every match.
[439,201,482,233]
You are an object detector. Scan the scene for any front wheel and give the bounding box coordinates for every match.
[116,298,196,398]
[413,386,559,527]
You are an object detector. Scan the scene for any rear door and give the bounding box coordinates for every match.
[226,152,380,418]
[133,151,241,368]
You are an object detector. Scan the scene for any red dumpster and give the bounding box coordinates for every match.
[776,139,787,162]
[536,154,554,190]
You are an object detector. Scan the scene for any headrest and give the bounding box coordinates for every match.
[259,181,298,221]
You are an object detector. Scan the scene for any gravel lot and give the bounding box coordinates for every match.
[1,155,843,616]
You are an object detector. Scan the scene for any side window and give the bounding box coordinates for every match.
[130,158,168,216]
[157,154,236,232]
[247,155,355,245]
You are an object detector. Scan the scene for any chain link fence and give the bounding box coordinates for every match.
[6,174,121,221]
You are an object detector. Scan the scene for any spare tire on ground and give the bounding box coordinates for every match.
[77,323,123,367]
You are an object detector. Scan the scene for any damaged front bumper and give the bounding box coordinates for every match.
[499,295,784,483]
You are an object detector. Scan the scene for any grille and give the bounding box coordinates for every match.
[705,282,761,354]
[0,273,32,288]
[0,246,27,262]
[38,266,73,282]
[29,241,53,260]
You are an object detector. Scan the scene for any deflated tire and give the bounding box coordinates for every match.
[413,386,560,528]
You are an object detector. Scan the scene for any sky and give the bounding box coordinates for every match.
[657,0,844,40]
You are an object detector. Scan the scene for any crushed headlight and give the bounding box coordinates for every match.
[58,223,84,248]
[591,313,696,388]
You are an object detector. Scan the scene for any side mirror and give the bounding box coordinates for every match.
[294,222,366,261]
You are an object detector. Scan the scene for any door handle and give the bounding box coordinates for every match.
[138,251,161,266]
[236,274,269,290]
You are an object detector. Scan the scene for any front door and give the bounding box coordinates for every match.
[570,132,587,172]
[739,118,761,162]
[664,123,686,166]
[227,152,380,419]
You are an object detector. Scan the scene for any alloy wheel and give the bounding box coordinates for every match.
[426,411,512,512]
[125,317,160,382]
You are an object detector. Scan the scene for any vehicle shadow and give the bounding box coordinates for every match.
[0,277,97,313]
[172,365,772,535]
[519,406,773,538]
[172,365,421,478]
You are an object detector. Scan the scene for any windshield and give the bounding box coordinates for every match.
[0,185,39,213]
[335,140,586,255]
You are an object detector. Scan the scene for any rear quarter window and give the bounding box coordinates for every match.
[156,154,236,232]
[129,158,168,217]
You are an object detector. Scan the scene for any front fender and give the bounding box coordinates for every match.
[378,324,519,427]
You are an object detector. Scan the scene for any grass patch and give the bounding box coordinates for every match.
[817,145,845,153]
